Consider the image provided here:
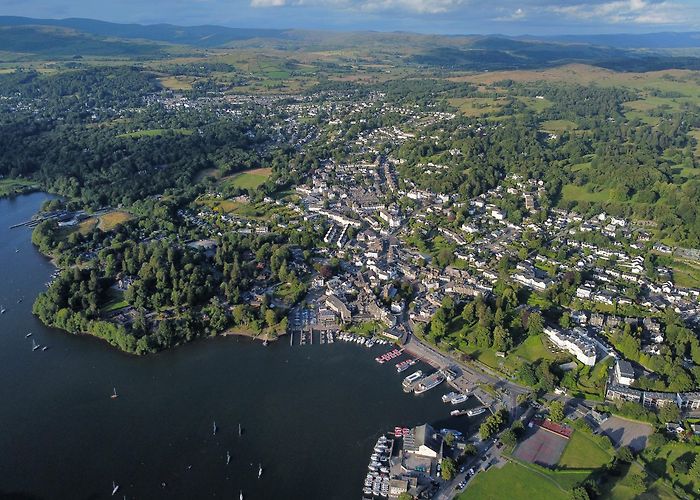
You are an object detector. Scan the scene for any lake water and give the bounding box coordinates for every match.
[0,193,480,499]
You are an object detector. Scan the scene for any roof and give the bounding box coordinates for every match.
[404,424,441,454]
[616,359,635,378]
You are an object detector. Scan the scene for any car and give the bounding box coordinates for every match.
[459,465,466,473]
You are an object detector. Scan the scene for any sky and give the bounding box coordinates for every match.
[3,0,700,35]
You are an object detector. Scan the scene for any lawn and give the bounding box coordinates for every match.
[541,119,579,133]
[448,97,508,117]
[158,76,194,90]
[670,258,700,288]
[221,168,272,190]
[459,462,568,500]
[116,128,193,139]
[603,462,678,500]
[558,431,612,469]
[689,130,700,156]
[561,184,614,204]
[516,96,552,113]
[641,441,700,498]
[97,210,132,231]
[100,289,128,313]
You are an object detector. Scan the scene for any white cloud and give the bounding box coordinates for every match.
[249,0,464,13]
[494,6,526,21]
[551,0,688,25]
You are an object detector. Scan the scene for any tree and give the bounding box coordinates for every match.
[659,404,680,423]
[690,454,700,480]
[629,471,647,495]
[463,443,477,456]
[528,312,544,337]
[398,493,413,500]
[441,457,457,481]
[443,432,455,446]
[549,401,565,422]
[616,446,634,463]
[500,429,517,449]
[569,486,590,500]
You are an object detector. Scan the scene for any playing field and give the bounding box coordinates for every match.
[458,462,567,500]
[558,431,612,469]
[222,168,272,190]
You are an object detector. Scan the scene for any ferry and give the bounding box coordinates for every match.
[442,392,459,403]
[467,407,487,417]
[450,393,469,405]
[401,370,423,392]
[413,372,445,394]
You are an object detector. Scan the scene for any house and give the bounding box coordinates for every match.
[677,392,700,411]
[614,360,635,386]
[643,391,677,409]
[606,384,642,404]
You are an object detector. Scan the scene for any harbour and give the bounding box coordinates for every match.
[0,193,483,500]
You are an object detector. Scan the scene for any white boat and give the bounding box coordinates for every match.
[450,394,469,405]
[111,387,118,399]
[442,392,459,403]
[32,340,40,351]
[467,407,487,417]
[240,491,244,500]
[111,481,119,496]
[25,332,32,338]
[226,451,231,465]
[258,463,263,479]
[0,307,5,314]
[42,346,49,351]
[238,423,242,436]
[213,421,218,435]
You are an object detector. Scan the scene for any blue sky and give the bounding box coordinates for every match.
[4,0,700,34]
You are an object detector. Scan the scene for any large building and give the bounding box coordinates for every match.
[403,424,442,459]
[614,360,635,386]
[544,326,597,366]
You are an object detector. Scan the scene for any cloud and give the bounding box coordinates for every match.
[249,0,465,14]
[550,0,689,25]
[493,6,526,21]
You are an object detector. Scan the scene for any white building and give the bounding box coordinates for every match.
[544,326,597,366]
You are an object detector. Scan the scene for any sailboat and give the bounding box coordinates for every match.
[238,423,242,437]
[32,339,40,351]
[1,306,6,314]
[213,421,218,435]
[110,387,119,399]
[240,491,243,500]
[258,463,263,479]
[42,346,49,351]
[226,451,231,465]
[25,332,32,337]
[111,481,119,496]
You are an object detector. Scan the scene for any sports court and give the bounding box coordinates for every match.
[513,425,568,467]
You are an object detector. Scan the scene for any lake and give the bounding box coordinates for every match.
[0,193,480,499]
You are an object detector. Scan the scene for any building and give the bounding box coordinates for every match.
[544,326,597,366]
[606,384,642,404]
[403,424,442,459]
[325,295,351,323]
[677,392,700,411]
[614,360,636,386]
[642,391,677,409]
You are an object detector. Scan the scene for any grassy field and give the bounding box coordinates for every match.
[604,462,679,500]
[448,97,507,117]
[117,128,193,138]
[221,167,272,190]
[541,119,579,133]
[641,441,700,498]
[561,184,614,203]
[100,289,128,313]
[158,76,194,90]
[0,178,39,197]
[459,462,568,500]
[689,130,700,156]
[97,210,132,231]
[558,431,612,469]
[194,168,222,182]
[516,96,552,113]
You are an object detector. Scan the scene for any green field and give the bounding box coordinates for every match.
[448,97,508,117]
[221,168,272,190]
[558,431,612,469]
[100,289,128,313]
[459,462,568,500]
[116,128,193,138]
[541,119,579,133]
[561,184,614,203]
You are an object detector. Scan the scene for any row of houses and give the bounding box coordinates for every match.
[606,384,700,411]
